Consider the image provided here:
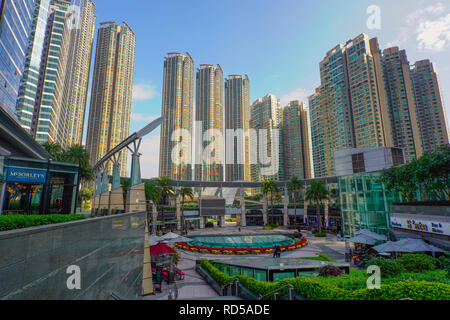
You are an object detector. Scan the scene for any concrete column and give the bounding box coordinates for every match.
[303,190,308,226]
[0,182,6,215]
[240,188,246,227]
[199,216,205,229]
[263,194,268,226]
[152,203,158,233]
[283,196,289,227]
[176,194,181,231]
[219,216,225,228]
[324,201,329,229]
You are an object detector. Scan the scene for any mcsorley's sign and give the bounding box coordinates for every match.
[7,168,47,184]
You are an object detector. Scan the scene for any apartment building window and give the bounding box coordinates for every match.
[352,153,365,173]
[392,148,404,166]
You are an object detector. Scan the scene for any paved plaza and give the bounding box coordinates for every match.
[144,226,347,300]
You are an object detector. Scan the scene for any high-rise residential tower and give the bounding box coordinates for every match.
[249,94,283,182]
[194,64,224,182]
[159,52,194,180]
[15,0,51,132]
[224,74,250,181]
[282,100,312,180]
[382,47,422,161]
[411,60,449,153]
[86,21,136,177]
[66,0,96,146]
[0,0,35,117]
[310,34,394,178]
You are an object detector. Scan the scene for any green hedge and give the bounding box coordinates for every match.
[397,254,437,273]
[200,258,450,300]
[301,254,336,262]
[367,257,405,277]
[314,231,326,237]
[0,214,86,231]
[201,259,235,286]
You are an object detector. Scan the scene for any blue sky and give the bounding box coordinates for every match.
[86,0,450,178]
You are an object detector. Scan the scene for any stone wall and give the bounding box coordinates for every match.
[0,211,146,300]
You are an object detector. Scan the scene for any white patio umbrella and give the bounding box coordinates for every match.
[346,234,378,245]
[160,232,191,243]
[149,234,163,246]
[160,232,181,240]
[397,239,446,253]
[355,229,387,241]
[372,241,413,253]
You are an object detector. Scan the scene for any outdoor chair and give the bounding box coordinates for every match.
[175,269,185,280]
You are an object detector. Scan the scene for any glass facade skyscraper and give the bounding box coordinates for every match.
[0,0,35,117]
[15,0,50,132]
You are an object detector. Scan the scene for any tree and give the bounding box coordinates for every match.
[305,180,329,233]
[261,180,279,225]
[79,187,94,211]
[121,178,131,209]
[288,176,303,226]
[144,181,161,231]
[179,187,194,233]
[156,176,175,230]
[380,145,450,202]
[42,141,64,161]
[62,144,93,183]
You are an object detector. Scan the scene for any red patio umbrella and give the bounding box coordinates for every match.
[150,242,176,255]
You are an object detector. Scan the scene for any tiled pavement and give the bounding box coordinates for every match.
[143,227,347,300]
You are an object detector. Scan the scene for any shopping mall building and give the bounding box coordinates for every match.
[0,108,79,215]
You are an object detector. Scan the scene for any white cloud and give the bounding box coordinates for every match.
[417,14,450,52]
[279,87,310,107]
[387,2,450,52]
[131,113,160,122]
[132,83,157,101]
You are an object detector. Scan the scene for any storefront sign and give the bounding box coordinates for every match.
[6,168,47,184]
[391,216,450,237]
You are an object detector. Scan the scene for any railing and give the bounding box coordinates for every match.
[259,284,294,300]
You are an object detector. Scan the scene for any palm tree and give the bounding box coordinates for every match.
[42,141,64,161]
[305,180,329,233]
[261,180,279,225]
[62,144,93,183]
[288,176,303,226]
[144,181,161,231]
[121,178,131,209]
[156,176,175,231]
[179,187,194,233]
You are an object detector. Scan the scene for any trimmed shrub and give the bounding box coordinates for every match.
[397,254,437,273]
[319,265,344,277]
[200,259,235,286]
[436,254,450,274]
[0,214,86,232]
[301,254,336,262]
[366,257,405,277]
[200,258,450,300]
[314,231,326,237]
